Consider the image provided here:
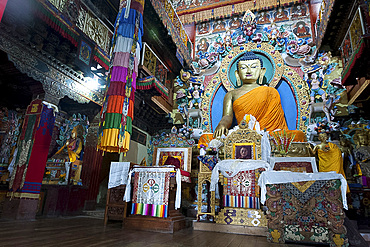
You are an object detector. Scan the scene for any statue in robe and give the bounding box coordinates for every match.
[353,130,370,177]
[55,126,82,163]
[54,126,83,184]
[213,51,303,140]
[311,132,349,192]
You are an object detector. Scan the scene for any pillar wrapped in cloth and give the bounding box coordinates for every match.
[98,0,144,153]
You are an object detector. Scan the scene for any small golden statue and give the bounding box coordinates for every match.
[353,130,370,177]
[310,130,348,192]
[54,126,83,184]
[54,126,82,163]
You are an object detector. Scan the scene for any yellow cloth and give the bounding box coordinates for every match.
[233,86,305,142]
[67,139,82,163]
[318,142,349,193]
[98,129,130,153]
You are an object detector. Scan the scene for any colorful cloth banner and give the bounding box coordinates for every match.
[223,195,260,209]
[224,170,256,197]
[9,99,43,193]
[9,100,55,197]
[136,76,169,99]
[131,203,168,218]
[0,0,8,22]
[222,170,262,209]
[131,170,170,218]
[98,0,144,153]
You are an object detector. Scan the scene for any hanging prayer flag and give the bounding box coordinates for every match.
[98,0,144,153]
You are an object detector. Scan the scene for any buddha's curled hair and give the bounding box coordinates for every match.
[238,51,263,67]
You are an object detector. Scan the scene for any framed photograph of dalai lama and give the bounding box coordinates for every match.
[232,143,255,160]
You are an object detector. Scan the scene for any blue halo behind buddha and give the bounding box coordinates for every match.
[211,50,297,131]
[204,43,309,134]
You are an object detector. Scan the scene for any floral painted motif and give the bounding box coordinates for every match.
[266,179,349,246]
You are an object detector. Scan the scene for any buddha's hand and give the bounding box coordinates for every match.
[323,145,330,152]
[213,125,228,138]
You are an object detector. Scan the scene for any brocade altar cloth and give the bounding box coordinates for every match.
[258,171,348,209]
[264,176,348,246]
[124,166,182,216]
[131,170,170,218]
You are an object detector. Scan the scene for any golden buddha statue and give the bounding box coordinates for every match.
[311,131,349,191]
[353,130,370,177]
[55,126,82,163]
[213,51,304,140]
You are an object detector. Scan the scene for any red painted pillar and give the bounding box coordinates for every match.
[2,99,56,220]
[0,0,8,22]
[80,116,103,210]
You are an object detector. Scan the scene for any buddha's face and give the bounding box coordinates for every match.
[318,133,328,142]
[71,130,77,139]
[237,59,262,83]
[358,134,368,146]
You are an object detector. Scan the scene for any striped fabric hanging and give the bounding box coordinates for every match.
[98,0,144,153]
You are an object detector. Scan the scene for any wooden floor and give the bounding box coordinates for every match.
[0,216,314,247]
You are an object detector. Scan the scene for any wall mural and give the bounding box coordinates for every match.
[193,3,312,73]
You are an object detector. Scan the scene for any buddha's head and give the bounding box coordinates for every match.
[235,51,266,87]
[318,132,328,143]
[71,127,78,139]
[358,133,368,146]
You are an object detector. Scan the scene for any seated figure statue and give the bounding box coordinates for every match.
[353,130,370,177]
[54,126,82,163]
[213,51,304,140]
[311,131,349,192]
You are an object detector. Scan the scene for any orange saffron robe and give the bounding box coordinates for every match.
[233,86,287,131]
[232,86,305,141]
[318,142,349,192]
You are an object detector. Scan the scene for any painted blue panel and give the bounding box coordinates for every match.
[276,80,297,130]
[211,85,227,132]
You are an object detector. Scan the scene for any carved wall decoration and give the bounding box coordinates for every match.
[48,0,67,12]
[197,171,216,220]
[83,12,111,53]
[0,30,103,105]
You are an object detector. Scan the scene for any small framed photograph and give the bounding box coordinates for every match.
[232,143,255,160]
[153,147,192,172]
